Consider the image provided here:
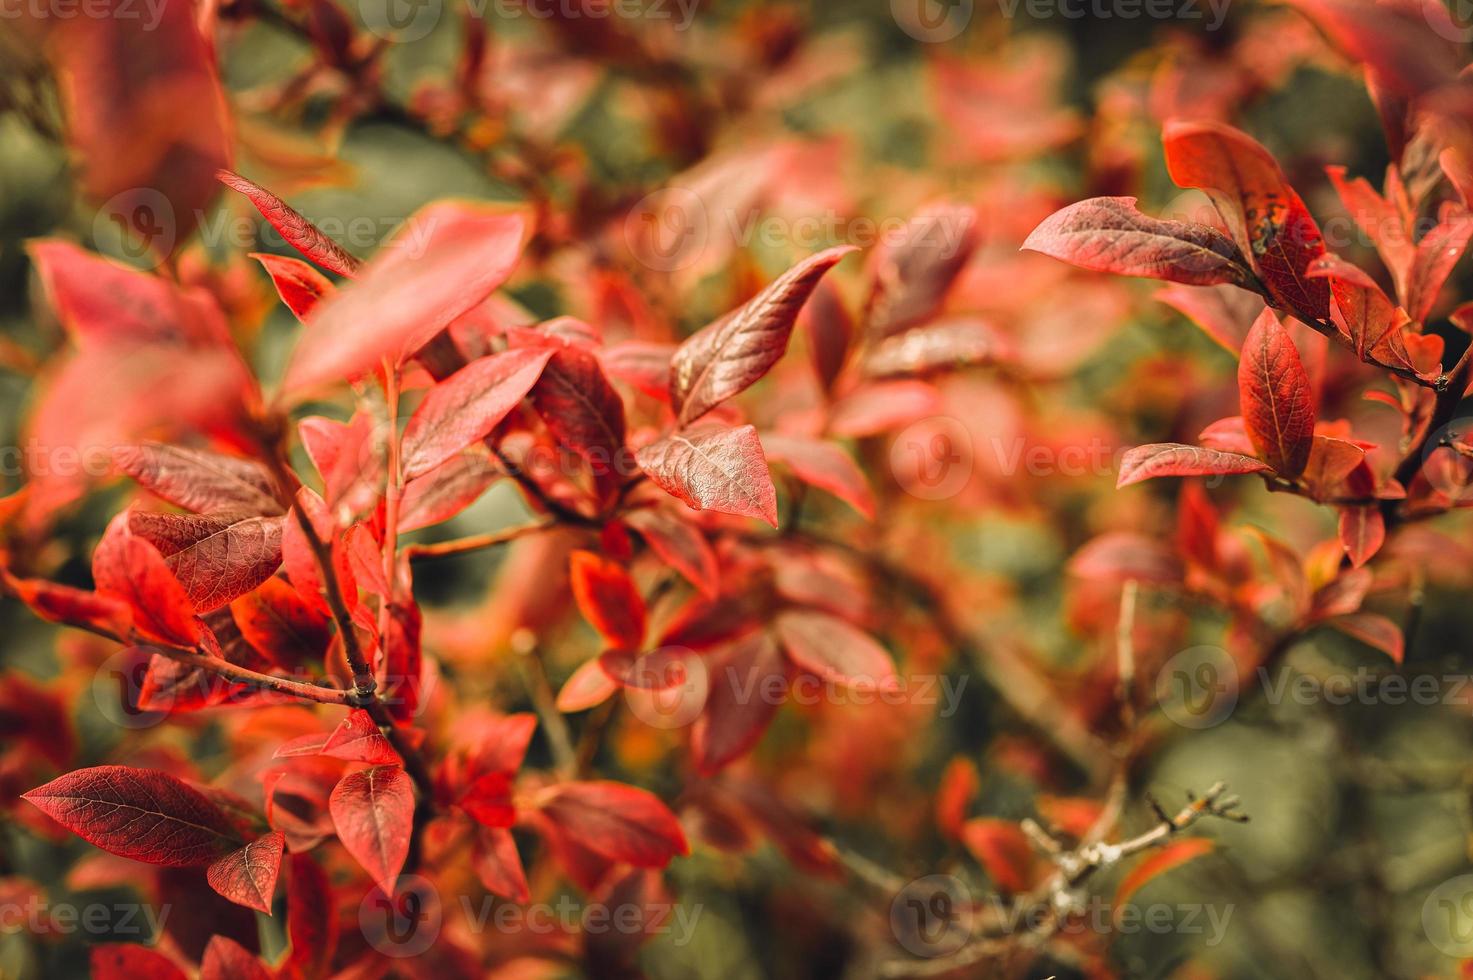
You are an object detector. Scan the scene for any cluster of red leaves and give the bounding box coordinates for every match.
[8,0,1473,976]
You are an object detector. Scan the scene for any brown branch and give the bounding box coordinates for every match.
[879,783,1248,978]
[404,519,555,560]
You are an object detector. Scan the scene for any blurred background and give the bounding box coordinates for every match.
[3,0,1473,978]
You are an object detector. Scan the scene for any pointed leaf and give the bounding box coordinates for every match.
[206,832,285,914]
[129,511,285,612]
[1238,309,1315,476]
[22,766,243,866]
[114,442,284,516]
[217,171,361,277]
[200,936,272,980]
[328,765,413,888]
[760,434,875,518]
[537,781,689,867]
[1023,196,1257,288]
[1114,838,1215,909]
[671,246,857,425]
[1117,443,1269,487]
[569,550,646,650]
[401,347,553,479]
[693,632,789,775]
[774,609,896,690]
[622,507,719,598]
[92,517,201,645]
[635,424,777,526]
[322,710,400,765]
[251,253,335,321]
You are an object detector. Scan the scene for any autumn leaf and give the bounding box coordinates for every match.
[400,347,554,479]
[692,632,789,775]
[23,766,244,866]
[328,765,414,887]
[774,609,896,690]
[252,253,335,321]
[760,434,876,519]
[537,781,689,867]
[1023,196,1257,288]
[671,246,857,426]
[128,510,285,613]
[1117,444,1270,487]
[281,205,526,397]
[635,424,778,526]
[114,442,285,516]
[1164,121,1330,323]
[1237,310,1315,477]
[569,550,647,650]
[217,170,362,277]
[206,832,285,914]
[1114,838,1215,912]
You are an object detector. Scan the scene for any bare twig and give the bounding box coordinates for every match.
[404,519,555,560]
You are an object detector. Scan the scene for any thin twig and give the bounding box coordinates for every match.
[404,519,555,560]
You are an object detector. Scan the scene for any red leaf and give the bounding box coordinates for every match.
[635,424,778,526]
[1338,504,1385,569]
[1325,166,1413,286]
[1155,283,1265,354]
[671,246,857,425]
[1114,838,1215,909]
[200,936,272,980]
[399,452,501,531]
[801,276,853,391]
[569,550,647,650]
[400,347,554,479]
[1237,309,1315,477]
[1406,209,1473,325]
[1117,443,1269,487]
[92,517,202,646]
[1023,196,1256,288]
[217,171,362,278]
[826,379,943,438]
[537,781,689,867]
[621,507,719,598]
[1306,254,1417,372]
[693,632,789,775]
[774,609,896,690]
[475,825,529,903]
[1,571,132,637]
[862,317,1012,377]
[935,758,979,840]
[960,819,1035,893]
[22,766,243,866]
[863,201,980,337]
[599,340,676,401]
[1164,121,1330,322]
[281,205,525,396]
[761,434,875,519]
[459,772,515,828]
[114,442,284,516]
[287,853,338,978]
[556,658,621,712]
[128,511,285,613]
[231,576,332,668]
[1328,611,1404,663]
[322,710,400,765]
[523,342,630,503]
[206,832,285,914]
[91,945,188,980]
[251,253,335,321]
[281,488,358,618]
[328,765,414,887]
